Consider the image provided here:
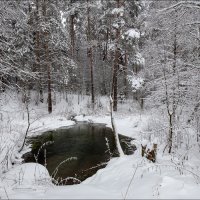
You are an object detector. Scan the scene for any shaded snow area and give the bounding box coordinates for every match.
[0,92,200,199]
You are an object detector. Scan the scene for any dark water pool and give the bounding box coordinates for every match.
[23,123,136,185]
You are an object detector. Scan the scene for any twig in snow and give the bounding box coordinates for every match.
[4,186,9,200]
[124,164,139,200]
[34,141,54,163]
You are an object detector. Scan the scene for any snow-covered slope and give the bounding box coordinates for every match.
[0,93,200,199]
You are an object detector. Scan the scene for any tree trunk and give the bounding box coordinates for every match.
[87,0,95,106]
[43,0,52,113]
[35,0,43,103]
[124,49,128,98]
[112,0,121,111]
[168,113,173,154]
[47,49,52,114]
[88,47,95,105]
[172,30,177,122]
[168,22,178,153]
[70,14,75,58]
[112,47,119,111]
[103,27,109,61]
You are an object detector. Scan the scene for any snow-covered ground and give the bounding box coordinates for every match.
[0,92,200,199]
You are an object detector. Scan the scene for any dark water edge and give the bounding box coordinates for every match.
[22,123,136,185]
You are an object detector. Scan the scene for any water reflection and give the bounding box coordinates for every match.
[23,123,135,185]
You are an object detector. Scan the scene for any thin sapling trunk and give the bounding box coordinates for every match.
[110,96,124,157]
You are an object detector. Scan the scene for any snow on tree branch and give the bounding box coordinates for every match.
[158,1,200,14]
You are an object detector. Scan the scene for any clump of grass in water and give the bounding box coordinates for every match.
[34,141,54,163]
[50,157,81,185]
[33,141,80,185]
